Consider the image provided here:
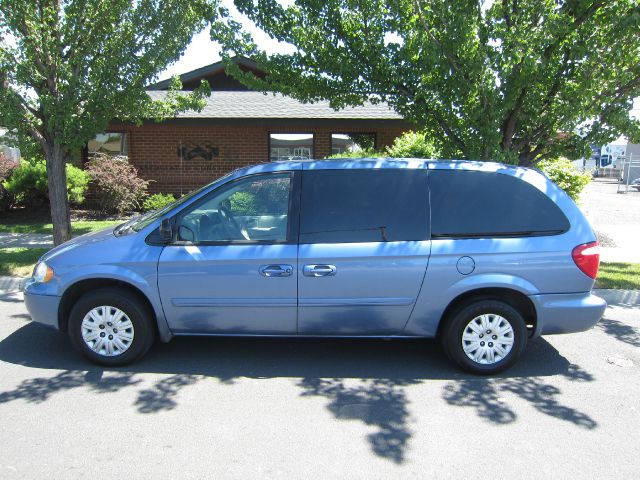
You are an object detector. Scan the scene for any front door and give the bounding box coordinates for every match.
[297,167,431,335]
[158,171,299,334]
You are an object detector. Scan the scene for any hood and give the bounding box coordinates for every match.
[41,226,120,262]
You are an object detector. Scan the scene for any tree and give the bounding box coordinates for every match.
[0,0,216,245]
[215,0,640,165]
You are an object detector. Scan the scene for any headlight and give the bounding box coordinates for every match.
[33,261,54,283]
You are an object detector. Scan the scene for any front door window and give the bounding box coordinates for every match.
[177,173,292,243]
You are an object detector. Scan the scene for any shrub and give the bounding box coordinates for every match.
[327,148,384,159]
[2,158,88,208]
[229,191,258,215]
[386,131,439,158]
[143,193,176,212]
[0,153,17,212]
[537,157,592,201]
[86,154,149,214]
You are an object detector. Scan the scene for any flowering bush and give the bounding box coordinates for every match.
[86,154,149,214]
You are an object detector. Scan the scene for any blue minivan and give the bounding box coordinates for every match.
[23,159,606,374]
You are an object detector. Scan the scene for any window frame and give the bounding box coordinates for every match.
[88,132,128,157]
[167,171,301,246]
[268,132,315,162]
[330,132,377,155]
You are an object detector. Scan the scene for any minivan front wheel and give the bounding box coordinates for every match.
[68,287,155,366]
[441,300,527,375]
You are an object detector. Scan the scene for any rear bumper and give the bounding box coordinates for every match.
[23,289,61,330]
[530,292,607,337]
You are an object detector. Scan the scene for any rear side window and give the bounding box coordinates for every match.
[429,170,569,238]
[300,169,429,243]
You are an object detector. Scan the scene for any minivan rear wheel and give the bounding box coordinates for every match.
[441,300,527,375]
[68,287,155,366]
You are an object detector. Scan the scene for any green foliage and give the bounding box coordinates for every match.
[2,159,88,207]
[216,0,640,166]
[0,0,217,243]
[229,191,259,215]
[86,154,149,214]
[537,158,592,201]
[229,177,290,215]
[0,153,17,212]
[327,148,384,159]
[386,131,439,159]
[143,193,177,212]
[0,1,216,152]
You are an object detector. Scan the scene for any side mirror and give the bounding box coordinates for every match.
[159,218,173,244]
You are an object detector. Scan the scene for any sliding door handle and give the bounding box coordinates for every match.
[303,264,337,277]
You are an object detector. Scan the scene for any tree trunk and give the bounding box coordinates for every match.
[44,142,72,246]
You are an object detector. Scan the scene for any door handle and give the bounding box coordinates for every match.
[259,264,293,277]
[303,264,337,277]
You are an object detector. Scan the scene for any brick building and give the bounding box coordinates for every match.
[93,58,412,196]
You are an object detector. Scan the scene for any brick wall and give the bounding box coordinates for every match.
[112,123,408,195]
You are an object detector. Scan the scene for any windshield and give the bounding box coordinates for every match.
[130,178,223,232]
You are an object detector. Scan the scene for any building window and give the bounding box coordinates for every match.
[269,133,313,161]
[88,133,128,157]
[331,133,376,156]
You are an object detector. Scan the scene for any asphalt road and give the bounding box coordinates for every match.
[0,291,638,479]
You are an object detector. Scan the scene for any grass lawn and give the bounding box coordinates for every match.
[0,248,50,277]
[0,220,122,235]
[595,262,640,290]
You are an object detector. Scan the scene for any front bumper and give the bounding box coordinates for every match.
[23,281,61,330]
[530,292,607,337]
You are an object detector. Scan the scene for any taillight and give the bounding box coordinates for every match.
[572,241,600,279]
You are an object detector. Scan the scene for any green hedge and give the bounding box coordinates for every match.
[143,193,176,212]
[2,159,88,207]
[537,158,591,201]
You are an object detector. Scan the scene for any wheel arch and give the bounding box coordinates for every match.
[436,287,537,338]
[58,279,158,336]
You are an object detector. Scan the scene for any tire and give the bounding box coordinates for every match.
[68,287,156,366]
[441,300,528,375]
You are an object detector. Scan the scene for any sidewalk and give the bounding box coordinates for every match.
[0,233,53,248]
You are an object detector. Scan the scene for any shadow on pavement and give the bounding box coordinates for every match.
[0,322,598,462]
[597,317,640,347]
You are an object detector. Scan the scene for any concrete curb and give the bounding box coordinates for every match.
[0,276,26,294]
[593,289,640,308]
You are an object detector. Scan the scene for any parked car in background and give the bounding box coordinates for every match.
[632,178,640,191]
[23,159,606,374]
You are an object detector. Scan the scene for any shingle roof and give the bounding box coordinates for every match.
[146,90,403,120]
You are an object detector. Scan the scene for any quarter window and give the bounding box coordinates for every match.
[300,169,429,243]
[177,173,292,243]
[429,170,570,238]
